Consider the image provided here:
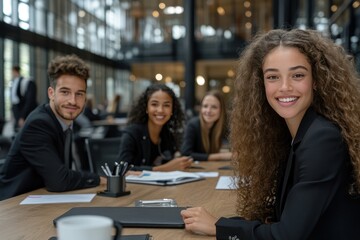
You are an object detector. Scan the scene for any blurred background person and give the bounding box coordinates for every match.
[10,66,37,133]
[181,90,231,161]
[106,94,127,120]
[83,97,101,122]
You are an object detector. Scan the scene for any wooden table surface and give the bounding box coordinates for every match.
[0,161,236,240]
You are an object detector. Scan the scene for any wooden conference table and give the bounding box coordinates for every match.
[0,161,236,240]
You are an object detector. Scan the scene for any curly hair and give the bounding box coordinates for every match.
[199,90,227,153]
[127,83,185,148]
[231,28,360,221]
[47,54,90,88]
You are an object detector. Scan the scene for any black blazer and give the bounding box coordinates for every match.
[216,108,360,240]
[181,117,209,161]
[117,123,177,171]
[12,78,37,121]
[0,104,100,200]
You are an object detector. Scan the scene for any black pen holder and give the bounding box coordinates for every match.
[98,175,131,198]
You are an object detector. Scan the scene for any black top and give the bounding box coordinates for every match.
[181,117,209,161]
[117,123,177,171]
[0,104,100,200]
[215,107,360,240]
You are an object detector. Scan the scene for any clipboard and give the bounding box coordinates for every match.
[53,207,186,228]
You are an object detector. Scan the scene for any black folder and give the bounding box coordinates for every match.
[53,207,185,228]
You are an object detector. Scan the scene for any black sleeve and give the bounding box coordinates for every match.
[117,130,152,171]
[181,119,209,161]
[21,118,100,191]
[215,125,348,240]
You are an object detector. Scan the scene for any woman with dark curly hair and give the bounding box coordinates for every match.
[117,83,192,171]
[181,28,360,239]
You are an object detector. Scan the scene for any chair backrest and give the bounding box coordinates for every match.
[0,136,12,172]
[85,137,122,176]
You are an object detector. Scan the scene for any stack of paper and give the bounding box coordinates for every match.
[215,176,238,190]
[126,171,206,186]
[20,194,96,205]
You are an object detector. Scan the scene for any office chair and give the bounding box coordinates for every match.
[85,137,122,176]
[0,136,12,171]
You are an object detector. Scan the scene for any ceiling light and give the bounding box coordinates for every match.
[196,76,205,86]
[217,7,225,15]
[152,10,159,18]
[159,3,166,9]
[163,6,183,15]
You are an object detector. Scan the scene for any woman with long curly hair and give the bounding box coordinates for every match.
[181,28,360,239]
[117,83,192,171]
[181,90,231,161]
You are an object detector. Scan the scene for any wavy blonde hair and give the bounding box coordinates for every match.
[199,90,227,153]
[231,28,360,221]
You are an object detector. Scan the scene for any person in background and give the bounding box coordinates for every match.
[106,94,127,119]
[117,83,192,171]
[181,90,231,161]
[10,66,37,133]
[181,29,360,239]
[83,97,101,122]
[0,55,105,200]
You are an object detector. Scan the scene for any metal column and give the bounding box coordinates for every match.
[183,0,195,112]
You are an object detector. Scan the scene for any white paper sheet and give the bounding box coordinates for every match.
[20,194,96,205]
[216,176,238,189]
[195,172,219,178]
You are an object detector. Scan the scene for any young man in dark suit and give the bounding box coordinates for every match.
[0,55,105,200]
[10,66,37,133]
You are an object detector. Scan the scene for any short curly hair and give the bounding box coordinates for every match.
[47,54,90,88]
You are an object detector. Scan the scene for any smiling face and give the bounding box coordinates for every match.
[146,90,173,129]
[201,95,221,128]
[48,75,87,126]
[263,46,314,136]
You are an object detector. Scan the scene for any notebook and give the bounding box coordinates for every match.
[125,170,204,186]
[53,207,185,228]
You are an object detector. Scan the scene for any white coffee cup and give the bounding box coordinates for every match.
[57,215,121,240]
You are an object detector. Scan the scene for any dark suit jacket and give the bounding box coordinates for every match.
[117,123,177,171]
[12,78,37,123]
[216,108,360,240]
[0,104,100,200]
[181,117,209,161]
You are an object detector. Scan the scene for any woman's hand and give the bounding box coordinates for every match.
[153,156,193,171]
[181,207,217,236]
[208,152,232,161]
[125,170,142,176]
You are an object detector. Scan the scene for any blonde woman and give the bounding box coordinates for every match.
[181,90,231,161]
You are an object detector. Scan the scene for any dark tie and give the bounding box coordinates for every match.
[64,128,72,169]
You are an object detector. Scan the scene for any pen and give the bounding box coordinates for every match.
[121,162,128,176]
[101,165,110,176]
[112,162,119,175]
[115,164,120,176]
[104,163,112,176]
[117,161,124,175]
